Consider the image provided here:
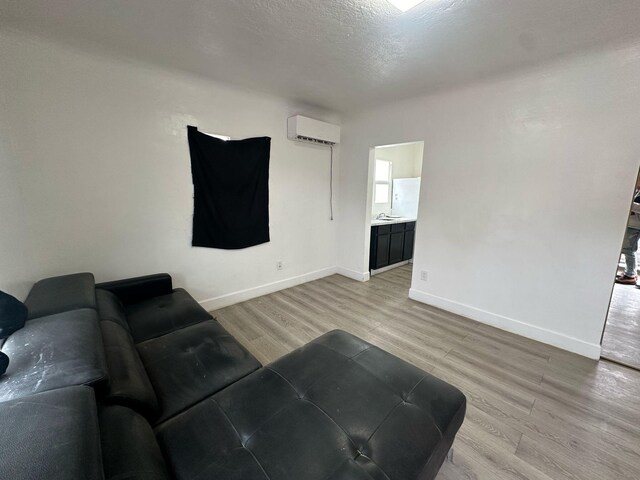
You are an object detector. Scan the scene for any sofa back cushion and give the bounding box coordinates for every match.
[100,320,159,420]
[99,405,171,480]
[125,288,212,343]
[0,308,108,402]
[96,288,130,332]
[25,273,96,320]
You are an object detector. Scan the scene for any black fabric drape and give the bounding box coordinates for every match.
[187,126,270,249]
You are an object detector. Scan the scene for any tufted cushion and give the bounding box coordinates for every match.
[100,320,159,419]
[155,330,466,480]
[126,288,212,343]
[138,320,261,423]
[24,273,96,320]
[0,290,28,339]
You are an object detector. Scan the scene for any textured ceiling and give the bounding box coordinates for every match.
[2,0,640,112]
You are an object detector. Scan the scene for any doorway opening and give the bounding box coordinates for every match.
[366,141,424,283]
[601,170,640,370]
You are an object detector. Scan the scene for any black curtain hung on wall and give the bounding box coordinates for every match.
[187,125,271,249]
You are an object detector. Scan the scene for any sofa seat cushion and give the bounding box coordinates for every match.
[126,288,212,343]
[155,330,466,480]
[100,320,159,419]
[100,405,171,480]
[24,272,96,320]
[0,308,108,402]
[96,288,130,331]
[138,320,261,423]
[0,386,103,480]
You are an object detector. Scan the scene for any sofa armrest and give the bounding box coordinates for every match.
[96,274,173,306]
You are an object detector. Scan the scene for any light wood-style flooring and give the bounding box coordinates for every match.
[214,265,640,480]
[601,283,640,370]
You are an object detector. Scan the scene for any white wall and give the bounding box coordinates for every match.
[0,30,340,306]
[375,143,423,179]
[338,41,640,358]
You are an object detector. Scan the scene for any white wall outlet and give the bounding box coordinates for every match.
[420,270,428,282]
[276,261,283,271]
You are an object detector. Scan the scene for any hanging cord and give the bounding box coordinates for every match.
[329,145,334,221]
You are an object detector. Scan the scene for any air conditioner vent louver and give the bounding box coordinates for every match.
[288,116,340,146]
[296,135,334,145]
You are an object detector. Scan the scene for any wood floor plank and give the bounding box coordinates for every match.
[433,357,537,414]
[463,404,523,454]
[516,433,640,480]
[213,264,640,479]
[455,426,556,480]
[530,400,640,472]
[601,283,640,369]
[447,343,546,385]
[543,357,640,401]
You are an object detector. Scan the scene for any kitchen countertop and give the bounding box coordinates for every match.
[371,217,417,226]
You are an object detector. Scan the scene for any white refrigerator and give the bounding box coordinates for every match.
[392,177,421,218]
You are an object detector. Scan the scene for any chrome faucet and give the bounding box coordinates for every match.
[376,213,387,219]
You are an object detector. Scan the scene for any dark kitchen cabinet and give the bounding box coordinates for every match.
[375,233,391,269]
[389,233,404,264]
[403,229,415,261]
[370,221,416,271]
[370,224,390,270]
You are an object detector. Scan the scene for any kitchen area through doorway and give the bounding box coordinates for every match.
[368,141,424,276]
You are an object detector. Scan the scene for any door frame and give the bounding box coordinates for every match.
[599,167,640,351]
[364,140,426,278]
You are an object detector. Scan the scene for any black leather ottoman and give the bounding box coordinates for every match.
[156,330,466,480]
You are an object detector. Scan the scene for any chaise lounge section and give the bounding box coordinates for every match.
[0,272,466,480]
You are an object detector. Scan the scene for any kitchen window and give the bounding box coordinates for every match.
[374,160,392,204]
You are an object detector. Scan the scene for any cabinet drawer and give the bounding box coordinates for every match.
[391,223,406,233]
[405,222,416,231]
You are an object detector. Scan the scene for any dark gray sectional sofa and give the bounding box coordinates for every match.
[0,272,466,480]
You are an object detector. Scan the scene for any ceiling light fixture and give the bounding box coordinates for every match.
[387,0,426,12]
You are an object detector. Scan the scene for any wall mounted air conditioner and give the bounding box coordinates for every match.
[287,115,341,146]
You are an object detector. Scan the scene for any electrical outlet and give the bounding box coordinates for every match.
[420,270,428,282]
[276,261,283,271]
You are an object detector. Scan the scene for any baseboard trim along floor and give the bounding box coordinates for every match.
[199,266,338,311]
[409,288,601,359]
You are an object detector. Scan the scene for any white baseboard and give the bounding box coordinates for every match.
[371,261,409,276]
[409,288,601,359]
[336,267,370,282]
[200,266,337,311]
